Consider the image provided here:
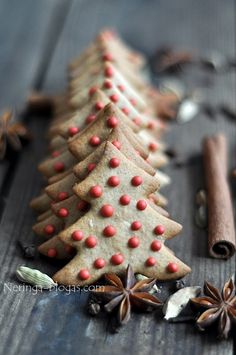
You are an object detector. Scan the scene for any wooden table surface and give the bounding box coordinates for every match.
[0,1,235,354]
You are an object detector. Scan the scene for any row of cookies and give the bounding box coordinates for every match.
[31,29,190,285]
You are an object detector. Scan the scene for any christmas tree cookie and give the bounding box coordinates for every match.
[53,142,190,285]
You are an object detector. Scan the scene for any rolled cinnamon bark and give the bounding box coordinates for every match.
[203,134,236,259]
[27,92,54,112]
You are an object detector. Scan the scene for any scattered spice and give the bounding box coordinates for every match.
[195,189,207,206]
[191,277,236,339]
[195,205,208,229]
[159,79,186,100]
[16,266,57,289]
[155,92,179,119]
[0,110,31,159]
[87,295,101,316]
[176,98,200,123]
[174,280,186,291]
[135,274,160,294]
[153,47,193,74]
[92,265,162,326]
[195,189,208,229]
[203,134,236,259]
[163,286,201,321]
[18,241,36,259]
[27,92,54,114]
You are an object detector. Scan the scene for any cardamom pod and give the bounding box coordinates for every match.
[195,189,207,206]
[195,205,208,228]
[16,266,57,289]
[135,274,160,294]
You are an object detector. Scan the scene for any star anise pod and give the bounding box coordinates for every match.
[0,110,31,159]
[92,264,162,325]
[191,277,236,339]
[154,47,193,74]
[155,92,179,119]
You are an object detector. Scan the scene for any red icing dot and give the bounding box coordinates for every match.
[72,230,84,241]
[89,86,98,96]
[131,176,143,186]
[103,80,113,89]
[94,258,106,269]
[105,66,113,77]
[68,126,79,136]
[109,157,120,168]
[154,225,165,235]
[107,176,120,187]
[122,107,130,115]
[112,140,121,150]
[119,194,131,205]
[47,248,57,258]
[85,236,97,248]
[148,142,158,152]
[167,262,178,273]
[44,224,55,235]
[110,94,119,103]
[79,269,90,280]
[77,200,89,211]
[53,162,65,173]
[89,135,100,146]
[58,192,68,201]
[103,53,113,61]
[87,163,96,173]
[128,236,140,248]
[146,257,156,267]
[51,150,60,158]
[100,204,114,217]
[132,117,142,126]
[57,208,69,218]
[86,114,96,124]
[95,101,104,111]
[90,185,103,198]
[118,84,125,92]
[131,221,142,230]
[107,116,118,128]
[103,225,116,237]
[130,98,137,106]
[111,253,124,265]
[151,240,162,252]
[136,200,147,210]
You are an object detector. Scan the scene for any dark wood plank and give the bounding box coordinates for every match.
[0,0,71,207]
[0,1,235,355]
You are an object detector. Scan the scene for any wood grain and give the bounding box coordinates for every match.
[0,0,235,354]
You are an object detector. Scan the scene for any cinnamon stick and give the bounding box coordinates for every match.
[27,92,55,113]
[203,134,236,259]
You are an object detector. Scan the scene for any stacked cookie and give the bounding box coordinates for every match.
[31,29,190,285]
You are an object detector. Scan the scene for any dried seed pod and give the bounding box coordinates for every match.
[16,266,57,289]
[163,286,201,320]
[135,274,160,294]
[195,205,208,229]
[195,189,207,206]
